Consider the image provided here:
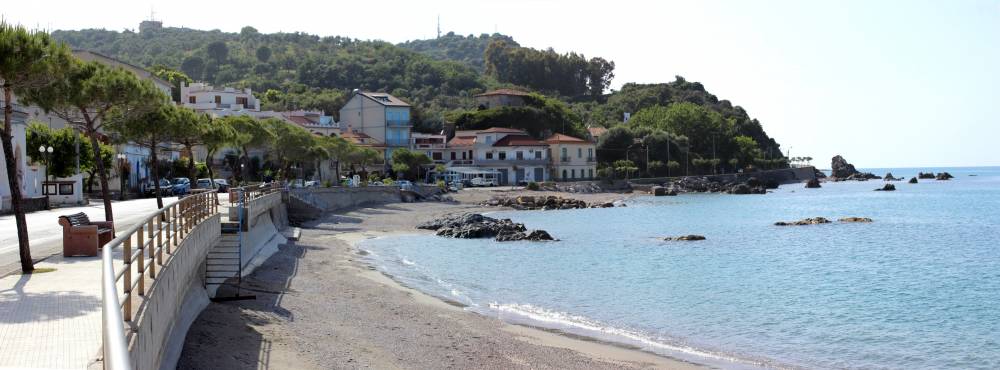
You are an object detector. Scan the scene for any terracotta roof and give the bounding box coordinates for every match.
[453,130,478,137]
[587,126,608,138]
[357,92,410,107]
[448,136,476,147]
[341,131,373,139]
[544,133,589,144]
[478,127,526,134]
[475,89,531,97]
[493,135,547,147]
[285,116,314,125]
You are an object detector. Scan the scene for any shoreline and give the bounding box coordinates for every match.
[341,230,709,370]
[179,190,710,369]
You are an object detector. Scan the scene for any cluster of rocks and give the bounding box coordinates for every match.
[536,182,606,193]
[663,235,706,241]
[655,176,775,195]
[883,172,901,181]
[482,195,616,210]
[917,172,936,179]
[936,172,954,180]
[805,179,822,188]
[417,213,554,242]
[830,155,880,181]
[775,217,874,226]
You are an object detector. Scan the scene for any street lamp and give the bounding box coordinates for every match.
[116,153,128,201]
[39,145,53,205]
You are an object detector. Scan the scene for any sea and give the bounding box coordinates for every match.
[357,166,1000,369]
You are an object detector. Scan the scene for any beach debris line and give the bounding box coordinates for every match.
[417,213,555,241]
[663,235,706,241]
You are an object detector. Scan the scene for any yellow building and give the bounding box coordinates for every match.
[545,133,597,181]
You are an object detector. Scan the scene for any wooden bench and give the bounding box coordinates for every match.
[58,212,114,257]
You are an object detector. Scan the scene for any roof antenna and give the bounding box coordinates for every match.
[437,15,441,38]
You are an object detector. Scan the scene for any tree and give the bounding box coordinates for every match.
[37,60,168,220]
[206,41,229,64]
[106,102,177,209]
[223,115,274,181]
[25,123,92,178]
[733,136,760,171]
[596,126,633,163]
[256,46,272,63]
[180,56,205,80]
[611,159,638,180]
[167,107,209,187]
[200,115,235,184]
[390,148,431,180]
[152,66,192,102]
[1,21,72,272]
[265,118,317,179]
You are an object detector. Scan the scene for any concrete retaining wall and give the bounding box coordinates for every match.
[130,214,221,370]
[290,187,401,212]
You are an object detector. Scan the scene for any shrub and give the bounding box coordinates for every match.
[322,180,333,188]
[382,178,394,185]
[436,180,447,190]
[526,181,540,190]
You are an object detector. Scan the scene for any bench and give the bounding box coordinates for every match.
[58,212,114,257]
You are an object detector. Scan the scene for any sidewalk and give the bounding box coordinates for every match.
[0,194,229,369]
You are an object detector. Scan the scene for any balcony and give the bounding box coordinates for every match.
[560,156,571,163]
[413,143,446,149]
[475,158,548,166]
[386,139,410,147]
[586,157,596,163]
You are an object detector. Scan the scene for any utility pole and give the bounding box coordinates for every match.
[437,15,441,38]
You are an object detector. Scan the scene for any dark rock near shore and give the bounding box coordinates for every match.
[652,186,677,196]
[831,155,858,178]
[483,195,591,210]
[908,177,918,184]
[419,213,554,242]
[918,172,936,179]
[875,183,896,191]
[884,172,900,181]
[814,168,828,179]
[663,235,706,241]
[839,217,873,223]
[805,179,822,188]
[936,172,954,180]
[775,217,832,226]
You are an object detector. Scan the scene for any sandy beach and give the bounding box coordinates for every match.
[178,188,706,369]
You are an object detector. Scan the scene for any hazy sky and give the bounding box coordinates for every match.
[3,0,998,168]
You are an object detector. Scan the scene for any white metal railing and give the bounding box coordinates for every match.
[100,189,218,370]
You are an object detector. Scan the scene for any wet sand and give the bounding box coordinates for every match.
[179,190,705,369]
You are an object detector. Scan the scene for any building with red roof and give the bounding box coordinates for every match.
[545,133,597,181]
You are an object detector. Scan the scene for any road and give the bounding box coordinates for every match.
[0,196,179,275]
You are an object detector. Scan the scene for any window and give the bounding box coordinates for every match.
[236,97,248,107]
[432,152,442,160]
[578,148,583,158]
[516,151,524,160]
[485,135,494,144]
[499,151,507,160]
[589,169,594,178]
[534,151,542,159]
[486,152,494,159]
[562,170,567,179]
[450,152,456,160]
[462,151,467,160]
[561,147,567,159]
[214,95,221,104]
[571,169,576,178]
[588,148,594,159]
[188,96,196,104]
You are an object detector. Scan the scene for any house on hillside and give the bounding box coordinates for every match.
[587,126,608,143]
[546,133,596,181]
[283,110,339,137]
[474,89,530,109]
[445,130,477,166]
[338,91,412,164]
[411,133,448,164]
[181,82,261,112]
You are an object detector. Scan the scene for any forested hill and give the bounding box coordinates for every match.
[51,25,785,170]
[398,32,517,72]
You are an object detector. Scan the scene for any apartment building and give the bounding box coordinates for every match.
[338,91,412,163]
[545,133,597,180]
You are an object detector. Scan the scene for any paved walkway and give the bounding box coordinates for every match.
[0,194,229,370]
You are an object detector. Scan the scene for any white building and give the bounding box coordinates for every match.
[181,82,260,112]
[472,127,549,185]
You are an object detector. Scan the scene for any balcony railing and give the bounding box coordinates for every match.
[586,157,596,163]
[387,119,411,127]
[560,156,571,163]
[414,143,446,149]
[386,139,410,147]
[476,158,548,166]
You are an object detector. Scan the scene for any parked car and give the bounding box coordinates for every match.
[304,180,319,188]
[448,181,463,192]
[171,178,191,195]
[213,179,230,193]
[396,180,414,190]
[196,178,216,191]
[143,179,173,197]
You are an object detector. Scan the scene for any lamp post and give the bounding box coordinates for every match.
[116,153,128,201]
[39,145,53,208]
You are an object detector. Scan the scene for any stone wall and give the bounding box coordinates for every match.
[130,214,221,370]
[289,187,402,213]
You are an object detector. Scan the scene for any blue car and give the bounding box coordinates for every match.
[171,178,191,195]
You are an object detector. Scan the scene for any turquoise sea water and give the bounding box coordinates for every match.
[358,167,1000,369]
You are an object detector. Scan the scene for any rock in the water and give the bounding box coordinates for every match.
[652,186,667,196]
[908,177,918,184]
[831,155,859,178]
[918,172,936,179]
[884,172,900,181]
[935,172,954,180]
[483,195,590,210]
[775,217,832,226]
[421,213,554,242]
[875,184,896,191]
[814,168,828,179]
[805,179,822,188]
[839,217,873,223]
[664,235,706,241]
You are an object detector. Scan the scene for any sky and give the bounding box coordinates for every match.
[3,0,998,168]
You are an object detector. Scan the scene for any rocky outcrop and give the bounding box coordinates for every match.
[537,182,620,193]
[814,167,828,179]
[663,235,706,241]
[936,172,954,180]
[775,217,832,226]
[727,183,767,195]
[875,184,896,191]
[805,179,822,188]
[483,195,598,210]
[884,172,900,181]
[918,172,936,179]
[418,213,555,242]
[661,177,767,195]
[839,217,873,223]
[830,155,879,181]
[908,177,918,184]
[652,186,677,196]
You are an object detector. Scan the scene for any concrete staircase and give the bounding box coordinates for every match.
[204,221,242,290]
